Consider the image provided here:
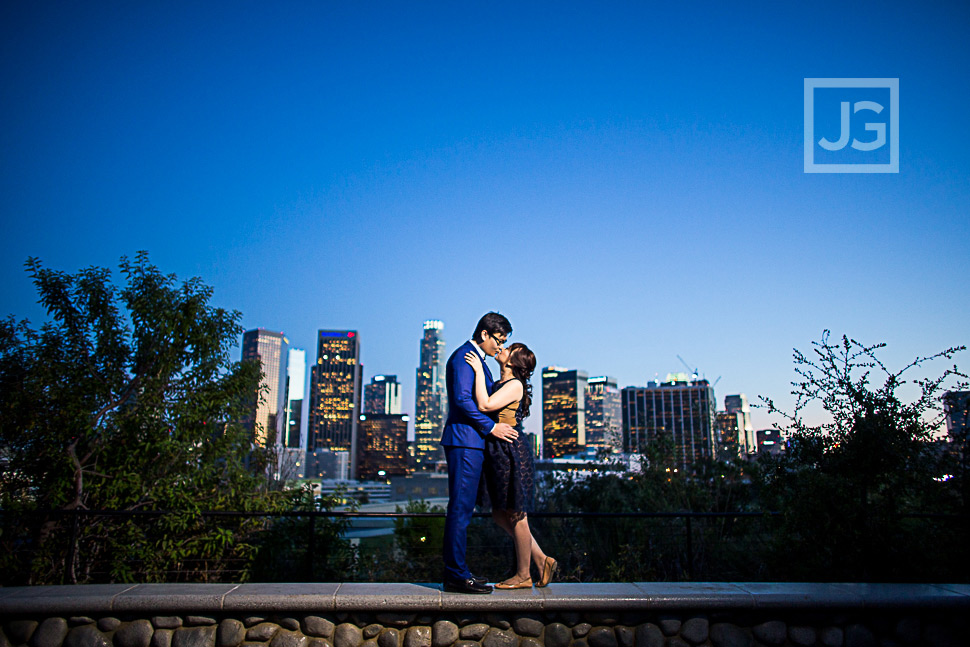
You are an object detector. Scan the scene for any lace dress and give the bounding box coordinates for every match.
[478,379,535,518]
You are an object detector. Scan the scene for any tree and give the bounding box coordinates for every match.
[0,252,282,584]
[535,448,761,582]
[392,499,445,572]
[248,485,355,582]
[758,331,968,581]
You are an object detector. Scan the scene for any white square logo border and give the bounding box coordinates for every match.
[804,78,899,174]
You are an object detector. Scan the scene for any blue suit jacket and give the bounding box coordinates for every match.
[440,340,495,449]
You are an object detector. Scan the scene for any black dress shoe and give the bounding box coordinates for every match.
[443,577,493,594]
[470,573,488,585]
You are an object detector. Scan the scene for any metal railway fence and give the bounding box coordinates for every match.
[1,509,965,585]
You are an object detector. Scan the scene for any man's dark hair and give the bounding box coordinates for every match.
[471,312,512,341]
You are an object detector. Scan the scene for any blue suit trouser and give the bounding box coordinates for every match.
[443,445,484,581]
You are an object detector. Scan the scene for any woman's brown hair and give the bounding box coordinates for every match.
[506,342,536,423]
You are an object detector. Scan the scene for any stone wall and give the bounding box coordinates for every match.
[1,583,968,647]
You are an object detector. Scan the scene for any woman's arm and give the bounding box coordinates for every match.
[463,351,491,412]
[451,352,495,435]
[464,352,524,413]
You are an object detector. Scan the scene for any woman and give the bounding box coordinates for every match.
[464,342,557,589]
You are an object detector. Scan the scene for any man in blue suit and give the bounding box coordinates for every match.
[441,312,518,594]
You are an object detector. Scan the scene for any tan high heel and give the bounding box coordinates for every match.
[538,557,557,587]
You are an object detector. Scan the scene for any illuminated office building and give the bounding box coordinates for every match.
[307,330,363,477]
[305,449,350,480]
[585,376,622,454]
[542,367,588,458]
[715,411,744,461]
[414,320,447,471]
[241,329,288,446]
[944,391,969,440]
[756,428,785,457]
[365,375,402,415]
[725,394,756,454]
[943,391,969,470]
[357,413,409,481]
[621,377,716,473]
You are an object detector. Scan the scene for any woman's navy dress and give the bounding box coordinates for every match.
[479,379,535,517]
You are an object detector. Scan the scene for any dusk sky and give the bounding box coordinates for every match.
[2,2,968,439]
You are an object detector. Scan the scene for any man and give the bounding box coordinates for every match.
[440,312,518,594]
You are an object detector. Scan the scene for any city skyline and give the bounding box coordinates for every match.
[246,317,773,458]
[2,3,968,441]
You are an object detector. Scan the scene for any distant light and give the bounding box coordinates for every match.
[348,332,355,337]
[375,375,385,381]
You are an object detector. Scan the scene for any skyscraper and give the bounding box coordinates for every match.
[357,413,409,481]
[279,347,307,480]
[307,330,362,477]
[944,391,969,441]
[944,390,969,477]
[365,375,402,415]
[756,428,785,457]
[542,367,588,458]
[284,348,306,449]
[585,376,622,454]
[414,320,447,471]
[725,394,756,454]
[622,377,716,472]
[715,411,744,461]
[241,329,288,446]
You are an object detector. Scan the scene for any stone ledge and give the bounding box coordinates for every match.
[1,583,968,616]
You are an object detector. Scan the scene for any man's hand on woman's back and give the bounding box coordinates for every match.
[489,423,518,443]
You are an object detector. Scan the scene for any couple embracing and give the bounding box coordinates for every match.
[440,312,557,594]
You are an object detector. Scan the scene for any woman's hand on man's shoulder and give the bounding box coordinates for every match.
[464,351,482,372]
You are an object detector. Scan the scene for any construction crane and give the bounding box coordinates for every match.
[676,355,699,381]
[676,355,722,387]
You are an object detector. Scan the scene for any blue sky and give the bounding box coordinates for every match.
[2,1,968,438]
